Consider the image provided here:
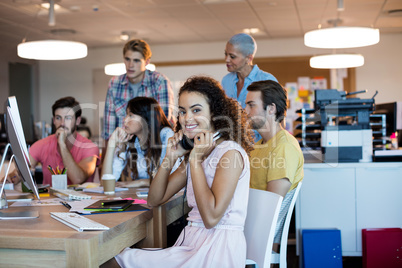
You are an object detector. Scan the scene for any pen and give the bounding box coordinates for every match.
[60,201,72,209]
[48,165,55,175]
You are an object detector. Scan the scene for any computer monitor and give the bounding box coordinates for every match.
[3,96,40,200]
[374,102,402,136]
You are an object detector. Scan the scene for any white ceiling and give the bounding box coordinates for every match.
[1,0,401,51]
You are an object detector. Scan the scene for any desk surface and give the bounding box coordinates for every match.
[0,188,188,267]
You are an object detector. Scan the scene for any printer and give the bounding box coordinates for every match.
[314,89,375,163]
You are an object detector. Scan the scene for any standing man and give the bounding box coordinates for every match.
[29,97,100,186]
[103,39,175,141]
[245,80,304,247]
[222,33,278,109]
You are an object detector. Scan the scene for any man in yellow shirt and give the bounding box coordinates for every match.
[245,80,304,245]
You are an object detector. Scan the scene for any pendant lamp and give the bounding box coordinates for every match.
[18,40,87,60]
[310,54,364,69]
[104,63,156,76]
[17,0,88,61]
[304,27,380,49]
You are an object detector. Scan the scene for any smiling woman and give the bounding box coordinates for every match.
[101,76,253,268]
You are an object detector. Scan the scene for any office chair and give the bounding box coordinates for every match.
[245,188,283,268]
[271,181,303,268]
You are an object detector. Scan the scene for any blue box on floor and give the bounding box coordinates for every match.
[302,229,343,268]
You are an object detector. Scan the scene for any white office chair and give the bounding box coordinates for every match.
[271,181,303,268]
[245,188,283,268]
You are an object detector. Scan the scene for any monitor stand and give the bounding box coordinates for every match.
[0,144,39,219]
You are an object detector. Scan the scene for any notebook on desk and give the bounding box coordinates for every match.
[84,200,134,212]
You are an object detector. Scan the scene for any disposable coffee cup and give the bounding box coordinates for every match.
[52,174,67,190]
[102,174,116,195]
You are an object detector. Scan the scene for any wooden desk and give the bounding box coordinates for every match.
[152,192,190,248]
[0,189,188,267]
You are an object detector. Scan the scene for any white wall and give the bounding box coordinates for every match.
[34,33,402,134]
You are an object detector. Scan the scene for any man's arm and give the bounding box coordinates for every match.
[155,76,175,123]
[100,85,116,173]
[266,178,292,198]
[57,132,97,184]
[29,154,39,169]
[103,88,116,141]
[59,144,97,184]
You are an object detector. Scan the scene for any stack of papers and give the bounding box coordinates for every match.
[83,187,129,194]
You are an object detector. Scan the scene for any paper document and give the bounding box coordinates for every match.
[10,198,62,207]
[83,187,129,194]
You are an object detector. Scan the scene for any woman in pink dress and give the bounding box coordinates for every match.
[103,76,254,268]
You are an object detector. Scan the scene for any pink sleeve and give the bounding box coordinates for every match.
[29,138,45,162]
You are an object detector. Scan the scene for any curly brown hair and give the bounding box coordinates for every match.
[175,76,254,154]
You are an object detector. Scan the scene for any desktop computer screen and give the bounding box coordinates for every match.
[4,96,40,200]
[374,102,402,135]
[374,102,402,147]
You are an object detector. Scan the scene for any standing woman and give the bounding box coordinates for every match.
[101,97,173,187]
[222,33,278,109]
[102,76,254,268]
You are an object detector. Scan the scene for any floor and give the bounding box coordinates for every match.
[286,243,363,268]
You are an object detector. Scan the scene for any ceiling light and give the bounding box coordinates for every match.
[243,28,260,34]
[120,31,136,41]
[104,63,156,76]
[41,2,61,10]
[17,1,88,61]
[310,54,364,69]
[146,64,156,72]
[17,40,88,60]
[104,63,125,76]
[120,33,130,41]
[304,27,379,49]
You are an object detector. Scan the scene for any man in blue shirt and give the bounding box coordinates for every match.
[222,33,278,140]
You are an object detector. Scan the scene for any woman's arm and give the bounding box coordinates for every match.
[101,127,132,177]
[147,132,188,207]
[117,178,150,188]
[189,132,244,229]
[190,149,243,229]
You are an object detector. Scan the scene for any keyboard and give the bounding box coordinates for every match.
[50,188,92,200]
[50,212,110,232]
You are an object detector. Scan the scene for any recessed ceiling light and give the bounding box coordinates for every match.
[41,2,61,10]
[243,28,260,34]
[120,31,136,41]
